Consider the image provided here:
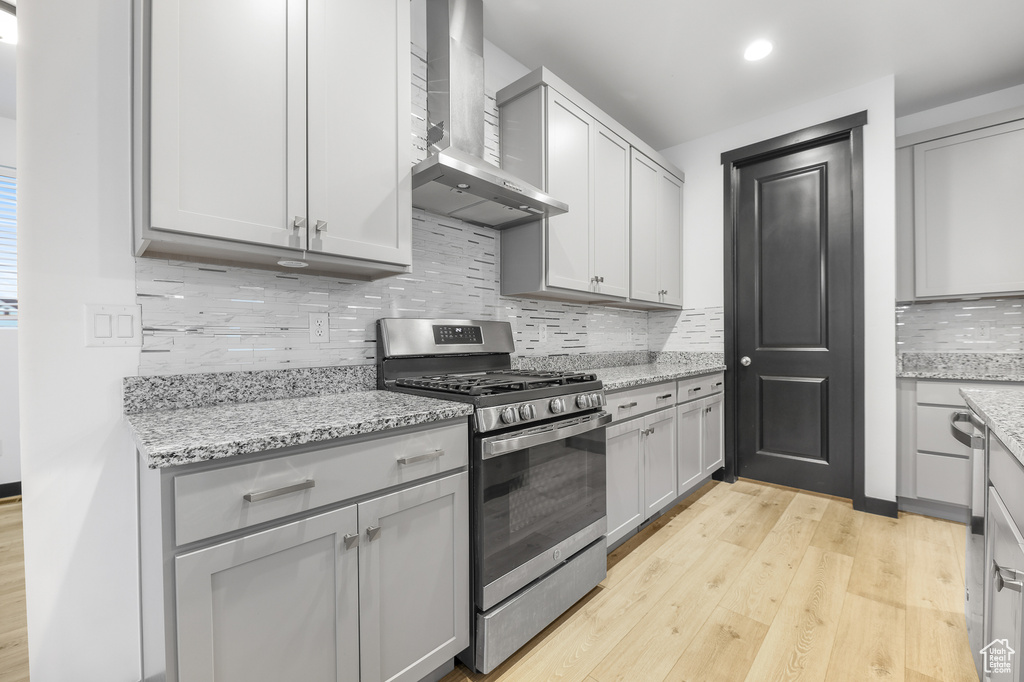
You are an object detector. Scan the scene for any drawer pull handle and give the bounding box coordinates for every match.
[714,382,723,387]
[689,387,702,393]
[618,402,638,410]
[397,449,445,466]
[343,533,359,550]
[657,394,673,401]
[243,479,315,503]
[366,525,382,542]
[997,565,1024,593]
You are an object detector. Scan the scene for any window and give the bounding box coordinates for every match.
[0,172,14,327]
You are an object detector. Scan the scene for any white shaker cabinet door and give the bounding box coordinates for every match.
[630,150,661,304]
[703,392,725,474]
[657,171,684,307]
[545,91,594,294]
[306,0,412,266]
[606,417,645,546]
[358,472,469,682]
[175,504,359,682]
[677,398,705,494]
[150,0,307,250]
[592,124,631,299]
[644,407,678,517]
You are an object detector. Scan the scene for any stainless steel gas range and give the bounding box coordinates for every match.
[377,318,609,674]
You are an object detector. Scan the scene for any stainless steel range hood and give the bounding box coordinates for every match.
[412,0,567,229]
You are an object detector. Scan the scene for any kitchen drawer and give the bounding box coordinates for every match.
[990,434,1024,529]
[173,421,468,546]
[606,382,675,422]
[916,452,970,506]
[916,404,971,456]
[676,373,724,404]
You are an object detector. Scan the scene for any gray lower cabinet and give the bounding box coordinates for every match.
[175,504,361,682]
[644,408,677,517]
[676,388,725,495]
[605,418,644,547]
[985,433,1024,682]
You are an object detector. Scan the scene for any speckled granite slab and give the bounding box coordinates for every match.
[126,390,473,468]
[124,365,377,414]
[594,356,727,391]
[513,351,655,372]
[898,352,1024,382]
[961,388,1024,466]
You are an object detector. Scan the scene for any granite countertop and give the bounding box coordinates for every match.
[961,388,1024,466]
[898,352,1024,382]
[594,358,726,391]
[126,390,473,469]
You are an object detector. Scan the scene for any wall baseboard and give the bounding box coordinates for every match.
[0,481,21,500]
[863,495,899,518]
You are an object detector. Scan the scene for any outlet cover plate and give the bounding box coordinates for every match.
[309,312,330,343]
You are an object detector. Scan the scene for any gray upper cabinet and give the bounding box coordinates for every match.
[140,0,411,280]
[897,113,1024,300]
[630,151,684,308]
[497,68,683,307]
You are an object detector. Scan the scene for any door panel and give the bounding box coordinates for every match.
[644,409,677,516]
[593,125,630,298]
[703,393,725,474]
[545,92,592,293]
[735,136,855,496]
[606,418,644,546]
[677,399,704,494]
[657,172,684,307]
[629,151,660,303]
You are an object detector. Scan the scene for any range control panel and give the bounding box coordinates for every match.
[433,325,483,345]
[475,390,606,433]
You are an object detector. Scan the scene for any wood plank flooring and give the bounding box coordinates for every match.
[0,496,28,682]
[443,480,979,682]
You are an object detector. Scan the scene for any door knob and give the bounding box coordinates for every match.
[740,356,752,367]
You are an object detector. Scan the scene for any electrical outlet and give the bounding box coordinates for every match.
[539,324,548,343]
[309,312,330,343]
[978,320,992,340]
[627,328,633,343]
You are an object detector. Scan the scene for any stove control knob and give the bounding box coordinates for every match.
[501,407,519,424]
[576,394,592,409]
[591,393,604,407]
[519,404,536,421]
[549,398,565,414]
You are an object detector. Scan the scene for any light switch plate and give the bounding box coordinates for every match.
[86,304,143,347]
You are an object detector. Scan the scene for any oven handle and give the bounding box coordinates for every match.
[481,412,612,459]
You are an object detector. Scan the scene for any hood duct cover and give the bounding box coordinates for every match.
[411,0,567,229]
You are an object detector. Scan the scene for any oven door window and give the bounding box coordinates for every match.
[476,426,606,599]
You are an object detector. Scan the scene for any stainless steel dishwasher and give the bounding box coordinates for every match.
[951,407,987,678]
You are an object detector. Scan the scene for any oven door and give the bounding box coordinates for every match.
[474,411,610,611]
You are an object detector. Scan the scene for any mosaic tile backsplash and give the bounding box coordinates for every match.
[897,297,1024,352]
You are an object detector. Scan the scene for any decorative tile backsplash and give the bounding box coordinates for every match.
[896,297,1024,352]
[134,41,722,376]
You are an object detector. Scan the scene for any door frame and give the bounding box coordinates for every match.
[720,111,870,512]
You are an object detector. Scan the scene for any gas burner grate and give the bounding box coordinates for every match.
[395,369,598,396]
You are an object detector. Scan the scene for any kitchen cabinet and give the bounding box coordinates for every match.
[985,434,1024,682]
[140,420,469,682]
[139,0,412,280]
[498,85,629,301]
[676,374,725,495]
[497,68,684,306]
[629,150,684,308]
[604,406,677,547]
[896,111,1024,300]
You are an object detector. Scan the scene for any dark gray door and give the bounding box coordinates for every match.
[732,134,857,497]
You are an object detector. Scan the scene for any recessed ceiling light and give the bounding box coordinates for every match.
[744,39,773,61]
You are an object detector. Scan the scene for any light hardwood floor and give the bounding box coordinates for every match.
[443,479,979,682]
[0,496,28,682]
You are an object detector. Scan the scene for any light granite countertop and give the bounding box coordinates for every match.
[898,351,1024,382]
[594,359,726,391]
[962,388,1024,466]
[126,390,473,469]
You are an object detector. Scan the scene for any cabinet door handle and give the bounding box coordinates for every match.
[997,565,1024,593]
[591,276,605,283]
[656,393,673,401]
[366,525,382,542]
[343,533,359,550]
[314,219,328,233]
[618,402,638,410]
[293,216,307,230]
[689,387,702,393]
[397,449,445,466]
[243,479,315,503]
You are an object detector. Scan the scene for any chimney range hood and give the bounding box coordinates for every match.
[411,0,567,229]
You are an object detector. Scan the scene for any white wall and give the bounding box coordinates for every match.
[19,2,142,681]
[896,83,1024,137]
[661,76,898,502]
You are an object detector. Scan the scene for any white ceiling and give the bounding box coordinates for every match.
[482,0,1024,150]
